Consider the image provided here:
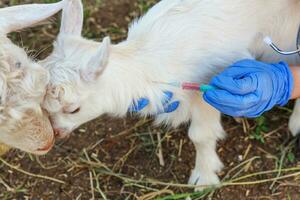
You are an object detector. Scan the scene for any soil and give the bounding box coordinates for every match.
[0,0,300,199]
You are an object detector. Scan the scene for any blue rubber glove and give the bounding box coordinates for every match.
[129,91,180,113]
[203,59,294,118]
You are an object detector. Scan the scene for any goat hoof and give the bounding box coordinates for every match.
[289,116,300,137]
[188,169,220,191]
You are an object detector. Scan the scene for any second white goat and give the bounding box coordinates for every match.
[0,1,65,154]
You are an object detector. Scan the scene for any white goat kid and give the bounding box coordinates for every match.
[0,1,65,154]
[43,0,300,189]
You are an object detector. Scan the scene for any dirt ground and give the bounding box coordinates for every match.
[1,0,300,199]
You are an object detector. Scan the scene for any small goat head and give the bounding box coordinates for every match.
[42,0,114,138]
[0,1,65,154]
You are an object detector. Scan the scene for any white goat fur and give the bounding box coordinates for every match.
[44,0,300,188]
[0,1,65,154]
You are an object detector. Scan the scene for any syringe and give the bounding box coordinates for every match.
[154,81,217,92]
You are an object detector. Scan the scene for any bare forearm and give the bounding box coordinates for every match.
[290,66,300,99]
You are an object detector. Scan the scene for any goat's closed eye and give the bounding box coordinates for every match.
[63,107,81,114]
[70,107,81,114]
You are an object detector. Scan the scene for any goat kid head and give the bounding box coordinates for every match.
[0,1,65,154]
[42,0,117,138]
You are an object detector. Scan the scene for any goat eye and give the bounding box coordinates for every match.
[70,107,81,114]
[15,62,21,68]
[63,107,81,114]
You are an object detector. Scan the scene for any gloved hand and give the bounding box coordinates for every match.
[203,59,294,118]
[129,91,180,113]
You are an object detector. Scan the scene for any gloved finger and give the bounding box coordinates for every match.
[163,101,180,113]
[129,98,150,112]
[203,89,259,110]
[203,90,267,118]
[238,99,273,118]
[154,91,180,114]
[210,74,258,95]
[161,91,173,105]
[218,59,267,78]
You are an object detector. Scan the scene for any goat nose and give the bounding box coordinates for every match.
[54,128,61,137]
[54,128,70,139]
[37,138,54,152]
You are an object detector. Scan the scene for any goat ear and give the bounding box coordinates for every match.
[0,1,65,34]
[81,37,111,82]
[60,0,83,36]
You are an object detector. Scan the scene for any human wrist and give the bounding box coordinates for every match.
[290,66,300,99]
[274,61,294,106]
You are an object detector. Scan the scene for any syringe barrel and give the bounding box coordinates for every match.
[182,82,201,91]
